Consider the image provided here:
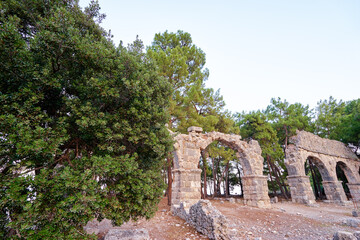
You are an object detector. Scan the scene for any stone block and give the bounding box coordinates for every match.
[187,126,203,133]
[333,231,356,240]
[104,229,150,240]
[343,218,360,227]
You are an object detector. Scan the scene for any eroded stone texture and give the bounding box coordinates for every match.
[171,127,270,212]
[104,229,150,240]
[174,200,230,240]
[333,231,357,240]
[84,218,113,236]
[285,131,360,204]
[290,131,358,160]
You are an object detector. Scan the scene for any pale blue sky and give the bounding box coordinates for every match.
[79,0,360,113]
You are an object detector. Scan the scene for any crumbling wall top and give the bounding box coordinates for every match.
[289,130,359,161]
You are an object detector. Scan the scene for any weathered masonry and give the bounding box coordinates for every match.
[170,126,271,212]
[285,131,360,204]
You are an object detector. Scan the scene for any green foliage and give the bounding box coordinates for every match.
[147,30,240,200]
[265,97,313,147]
[236,99,313,197]
[338,99,360,150]
[236,111,287,195]
[0,0,172,238]
[147,30,234,134]
[314,97,360,154]
[315,96,345,139]
[237,111,283,160]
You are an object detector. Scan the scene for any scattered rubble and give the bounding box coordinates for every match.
[333,231,357,240]
[174,200,230,240]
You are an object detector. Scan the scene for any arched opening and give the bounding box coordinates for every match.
[264,156,290,200]
[304,157,327,200]
[336,161,356,200]
[336,163,350,199]
[200,141,244,200]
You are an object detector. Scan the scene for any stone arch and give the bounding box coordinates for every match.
[307,156,333,181]
[198,133,258,176]
[336,161,357,183]
[285,130,359,204]
[171,127,270,212]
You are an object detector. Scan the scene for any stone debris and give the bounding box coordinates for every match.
[104,229,150,240]
[352,210,359,217]
[84,218,113,236]
[354,231,360,239]
[343,218,360,228]
[270,196,278,203]
[333,231,357,240]
[175,200,230,240]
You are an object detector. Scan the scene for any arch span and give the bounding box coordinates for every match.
[285,130,360,204]
[171,126,270,212]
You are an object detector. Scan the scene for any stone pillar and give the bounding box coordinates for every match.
[322,181,348,203]
[287,175,316,204]
[347,183,360,202]
[171,169,202,212]
[242,175,271,208]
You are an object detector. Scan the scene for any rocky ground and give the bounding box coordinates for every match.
[91,197,360,240]
[213,199,358,240]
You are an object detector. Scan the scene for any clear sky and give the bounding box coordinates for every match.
[79,0,360,113]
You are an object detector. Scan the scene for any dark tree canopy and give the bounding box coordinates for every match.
[0,0,172,238]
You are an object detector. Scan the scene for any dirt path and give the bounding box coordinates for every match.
[115,198,208,240]
[213,199,358,240]
[110,198,359,240]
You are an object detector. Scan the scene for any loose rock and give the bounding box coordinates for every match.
[104,229,150,240]
[333,231,356,240]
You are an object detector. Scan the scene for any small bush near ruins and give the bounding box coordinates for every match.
[0,0,172,238]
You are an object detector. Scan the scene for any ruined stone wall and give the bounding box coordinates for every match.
[173,200,230,240]
[286,130,360,204]
[289,131,358,161]
[171,127,271,211]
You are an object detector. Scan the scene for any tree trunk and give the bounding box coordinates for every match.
[167,157,173,206]
[309,159,319,199]
[269,159,288,199]
[236,164,243,197]
[201,150,209,199]
[167,120,174,205]
[225,161,230,197]
[212,157,217,198]
[309,159,323,199]
[273,162,290,197]
[198,160,204,199]
[266,155,274,195]
[283,124,288,158]
[163,161,168,196]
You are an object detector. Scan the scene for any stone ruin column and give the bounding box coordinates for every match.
[242,175,271,208]
[285,145,316,205]
[171,127,203,212]
[171,169,202,210]
[322,180,348,203]
[287,175,316,204]
[347,183,360,202]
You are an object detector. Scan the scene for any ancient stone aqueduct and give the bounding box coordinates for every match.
[170,126,360,212]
